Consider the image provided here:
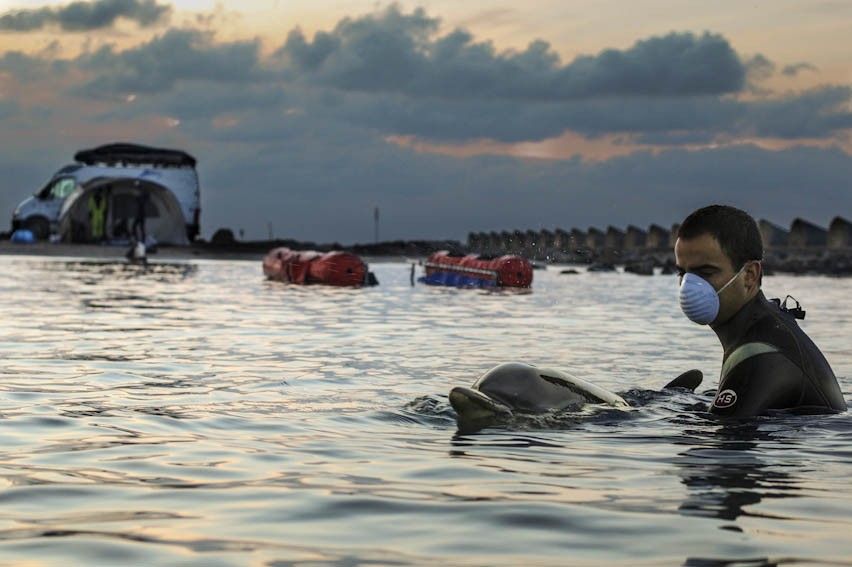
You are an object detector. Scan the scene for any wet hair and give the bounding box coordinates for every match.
[677,205,763,270]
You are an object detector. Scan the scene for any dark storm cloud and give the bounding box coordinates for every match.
[0,0,171,32]
[74,28,265,95]
[326,86,852,143]
[747,86,852,139]
[85,78,851,146]
[279,6,747,100]
[336,94,732,142]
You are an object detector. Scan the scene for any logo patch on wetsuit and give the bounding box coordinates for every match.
[713,389,738,409]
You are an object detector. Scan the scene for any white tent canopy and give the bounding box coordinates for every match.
[59,178,189,245]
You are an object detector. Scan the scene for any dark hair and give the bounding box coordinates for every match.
[677,205,763,270]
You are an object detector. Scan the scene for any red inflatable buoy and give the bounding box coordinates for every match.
[263,248,373,286]
[422,251,533,288]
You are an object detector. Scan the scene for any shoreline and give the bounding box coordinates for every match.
[0,241,429,264]
[0,241,263,262]
[3,241,852,276]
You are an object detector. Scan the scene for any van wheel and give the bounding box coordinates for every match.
[23,217,50,240]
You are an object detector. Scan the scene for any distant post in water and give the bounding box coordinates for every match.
[374,206,380,243]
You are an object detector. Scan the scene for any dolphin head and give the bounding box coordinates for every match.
[450,362,628,427]
[470,362,589,413]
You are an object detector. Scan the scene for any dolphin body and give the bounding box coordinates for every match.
[449,363,704,427]
[449,362,630,424]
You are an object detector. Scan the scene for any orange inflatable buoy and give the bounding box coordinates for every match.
[263,248,377,286]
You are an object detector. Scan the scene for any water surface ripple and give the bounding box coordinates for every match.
[0,256,850,566]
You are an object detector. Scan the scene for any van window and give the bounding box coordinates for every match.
[50,178,76,199]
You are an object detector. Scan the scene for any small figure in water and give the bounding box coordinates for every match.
[126,237,147,266]
[675,205,847,417]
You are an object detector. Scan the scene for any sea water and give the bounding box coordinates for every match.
[0,256,849,566]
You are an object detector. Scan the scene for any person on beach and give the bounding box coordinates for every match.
[674,205,846,417]
[88,188,108,242]
[132,185,149,244]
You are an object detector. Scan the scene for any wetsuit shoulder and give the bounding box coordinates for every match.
[739,302,847,413]
[711,349,804,417]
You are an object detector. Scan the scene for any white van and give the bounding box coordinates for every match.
[11,143,200,244]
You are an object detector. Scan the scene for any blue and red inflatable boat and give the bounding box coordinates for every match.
[419,251,533,288]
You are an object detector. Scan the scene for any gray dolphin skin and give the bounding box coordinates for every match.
[449,362,629,423]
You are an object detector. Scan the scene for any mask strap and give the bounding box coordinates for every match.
[717,262,749,295]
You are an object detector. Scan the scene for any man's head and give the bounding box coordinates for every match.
[674,205,763,326]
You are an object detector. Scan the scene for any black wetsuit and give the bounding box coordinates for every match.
[709,291,846,417]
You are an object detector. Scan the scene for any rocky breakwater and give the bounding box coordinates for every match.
[197,229,465,259]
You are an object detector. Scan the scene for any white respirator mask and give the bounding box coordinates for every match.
[678,265,747,325]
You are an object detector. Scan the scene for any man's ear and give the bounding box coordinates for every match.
[745,260,762,291]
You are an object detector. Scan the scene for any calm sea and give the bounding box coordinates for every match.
[0,255,850,566]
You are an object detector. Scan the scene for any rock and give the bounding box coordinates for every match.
[211,228,236,245]
[587,262,616,272]
[624,260,654,276]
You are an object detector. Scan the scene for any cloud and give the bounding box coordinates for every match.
[0,6,850,244]
[0,6,846,147]
[74,28,265,95]
[0,0,171,32]
[318,87,852,144]
[745,54,775,83]
[782,62,818,77]
[279,6,747,100]
[746,86,852,139]
[96,81,289,122]
[0,50,69,80]
[0,99,18,120]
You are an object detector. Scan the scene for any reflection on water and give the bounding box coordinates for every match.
[677,422,798,523]
[0,255,850,566]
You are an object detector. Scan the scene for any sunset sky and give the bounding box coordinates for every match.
[0,0,850,241]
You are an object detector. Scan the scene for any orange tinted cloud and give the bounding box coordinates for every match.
[388,129,852,162]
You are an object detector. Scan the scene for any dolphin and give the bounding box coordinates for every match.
[449,362,702,426]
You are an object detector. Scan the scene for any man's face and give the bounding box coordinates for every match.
[674,233,759,326]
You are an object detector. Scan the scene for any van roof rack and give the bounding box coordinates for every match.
[74,143,197,167]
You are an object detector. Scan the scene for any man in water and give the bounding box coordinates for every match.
[674,205,846,417]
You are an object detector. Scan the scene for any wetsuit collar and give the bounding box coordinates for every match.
[711,290,770,353]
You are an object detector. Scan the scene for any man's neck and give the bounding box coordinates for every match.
[711,290,766,352]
